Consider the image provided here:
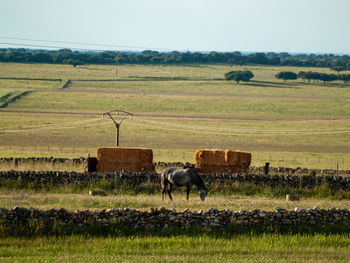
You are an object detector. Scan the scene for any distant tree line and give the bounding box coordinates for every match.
[297,71,350,84]
[1,48,350,69]
[224,69,350,84]
[274,71,350,84]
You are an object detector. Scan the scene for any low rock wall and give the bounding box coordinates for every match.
[1,207,349,231]
[0,170,349,191]
[1,158,349,177]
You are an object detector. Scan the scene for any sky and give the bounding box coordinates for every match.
[1,0,350,54]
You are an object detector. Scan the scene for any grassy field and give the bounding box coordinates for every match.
[1,189,349,211]
[1,189,349,262]
[0,61,350,261]
[1,234,349,263]
[1,233,348,262]
[0,62,350,169]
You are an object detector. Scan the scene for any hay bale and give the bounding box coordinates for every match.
[225,150,251,167]
[194,149,251,174]
[194,149,226,166]
[96,147,154,173]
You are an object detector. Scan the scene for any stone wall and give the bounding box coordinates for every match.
[1,158,349,177]
[1,170,349,191]
[0,207,349,231]
[0,157,87,172]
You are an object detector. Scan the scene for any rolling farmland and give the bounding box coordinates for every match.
[0,63,349,168]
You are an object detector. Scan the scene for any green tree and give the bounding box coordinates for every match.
[330,61,347,74]
[275,71,297,82]
[339,74,350,84]
[224,70,254,83]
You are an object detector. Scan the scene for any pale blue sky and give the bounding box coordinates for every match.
[1,0,349,54]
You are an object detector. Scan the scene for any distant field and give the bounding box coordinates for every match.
[0,62,349,168]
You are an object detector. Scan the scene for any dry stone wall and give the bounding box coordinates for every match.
[0,170,349,191]
[1,158,349,177]
[1,207,349,231]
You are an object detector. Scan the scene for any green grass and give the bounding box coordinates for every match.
[0,234,349,262]
[0,79,62,91]
[5,91,350,120]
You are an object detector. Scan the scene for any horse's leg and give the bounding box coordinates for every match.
[162,190,168,201]
[162,184,167,201]
[186,184,190,201]
[161,174,167,201]
[167,184,173,201]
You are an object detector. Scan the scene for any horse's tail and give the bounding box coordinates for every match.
[161,168,171,188]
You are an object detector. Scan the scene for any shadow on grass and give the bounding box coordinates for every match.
[1,222,349,238]
[243,80,301,89]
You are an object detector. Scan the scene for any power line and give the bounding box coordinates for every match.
[0,36,181,52]
[0,36,174,51]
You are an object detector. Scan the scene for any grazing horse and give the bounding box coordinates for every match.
[161,168,207,201]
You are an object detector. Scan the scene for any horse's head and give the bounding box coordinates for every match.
[199,189,207,201]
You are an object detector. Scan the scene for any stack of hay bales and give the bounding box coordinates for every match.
[194,149,251,173]
[96,147,154,173]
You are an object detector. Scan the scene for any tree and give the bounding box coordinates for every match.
[330,61,347,74]
[297,71,306,82]
[225,70,254,83]
[275,71,297,82]
[339,74,350,84]
[63,58,83,67]
[319,73,338,84]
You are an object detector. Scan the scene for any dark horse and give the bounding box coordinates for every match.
[161,168,207,201]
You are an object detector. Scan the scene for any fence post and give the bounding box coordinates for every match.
[337,163,339,177]
[264,162,270,175]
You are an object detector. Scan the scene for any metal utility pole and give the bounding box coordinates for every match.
[102,110,133,146]
[115,57,119,78]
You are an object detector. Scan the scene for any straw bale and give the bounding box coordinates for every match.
[194,148,251,174]
[194,149,226,166]
[96,147,154,172]
[225,150,251,167]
